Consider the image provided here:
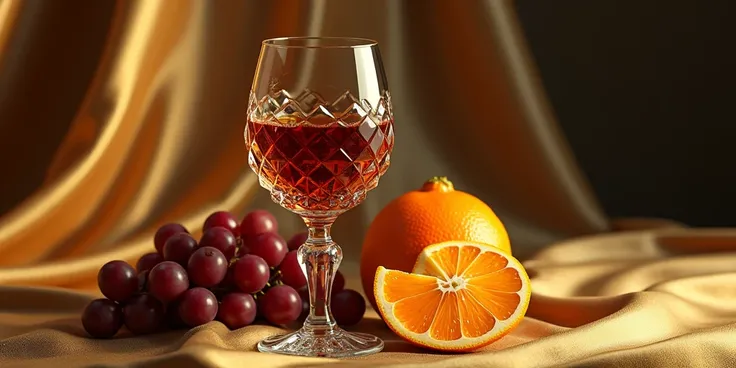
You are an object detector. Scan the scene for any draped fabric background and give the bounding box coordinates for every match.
[1,0,734,367]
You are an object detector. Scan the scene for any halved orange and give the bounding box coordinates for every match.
[374,241,531,351]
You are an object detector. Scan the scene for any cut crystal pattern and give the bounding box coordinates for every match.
[257,328,384,358]
[245,90,394,215]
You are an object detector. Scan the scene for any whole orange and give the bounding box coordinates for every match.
[360,176,511,311]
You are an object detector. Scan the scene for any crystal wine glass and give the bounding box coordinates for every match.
[244,37,394,357]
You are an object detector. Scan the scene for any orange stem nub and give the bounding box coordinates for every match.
[420,176,455,193]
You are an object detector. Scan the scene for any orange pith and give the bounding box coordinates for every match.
[374,241,531,351]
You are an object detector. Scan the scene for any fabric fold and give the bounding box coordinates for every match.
[3,227,736,367]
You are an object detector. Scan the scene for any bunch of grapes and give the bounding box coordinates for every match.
[81,210,368,338]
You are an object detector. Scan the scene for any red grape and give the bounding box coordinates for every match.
[297,287,309,321]
[287,232,308,251]
[199,227,236,259]
[278,251,306,289]
[217,292,257,329]
[123,294,164,335]
[203,211,240,237]
[240,210,278,237]
[333,270,345,294]
[97,260,138,302]
[148,261,189,303]
[187,246,228,287]
[82,299,123,338]
[137,270,149,292]
[163,232,198,265]
[154,223,189,254]
[259,285,302,325]
[232,255,270,293]
[178,287,218,327]
[331,289,366,326]
[136,252,163,273]
[242,232,287,267]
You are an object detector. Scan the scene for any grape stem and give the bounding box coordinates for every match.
[299,216,342,332]
[252,290,266,300]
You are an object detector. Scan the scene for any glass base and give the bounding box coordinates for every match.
[257,326,384,358]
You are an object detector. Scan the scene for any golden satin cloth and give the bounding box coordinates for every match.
[4,227,736,367]
[1,0,733,367]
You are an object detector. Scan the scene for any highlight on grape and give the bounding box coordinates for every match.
[81,210,367,338]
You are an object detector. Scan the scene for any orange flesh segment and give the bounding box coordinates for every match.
[466,284,520,321]
[456,246,481,276]
[429,292,462,340]
[461,251,508,278]
[421,257,447,278]
[467,267,523,292]
[427,246,459,277]
[393,290,443,334]
[383,270,438,303]
[457,289,497,338]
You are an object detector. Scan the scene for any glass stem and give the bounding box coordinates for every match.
[299,216,342,332]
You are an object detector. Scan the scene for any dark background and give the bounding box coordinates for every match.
[517,0,736,226]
